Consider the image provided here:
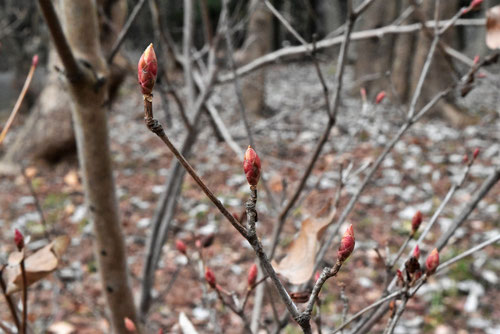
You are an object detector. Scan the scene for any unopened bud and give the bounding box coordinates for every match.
[314,271,320,282]
[14,229,24,251]
[463,0,483,13]
[405,256,420,274]
[360,87,367,101]
[462,154,469,164]
[425,248,439,275]
[205,267,216,288]
[32,54,39,68]
[411,211,422,234]
[396,269,404,283]
[243,146,261,186]
[413,245,420,260]
[124,317,137,332]
[375,91,386,104]
[247,263,258,287]
[473,148,480,160]
[473,55,480,65]
[175,240,187,255]
[138,43,158,95]
[337,225,355,262]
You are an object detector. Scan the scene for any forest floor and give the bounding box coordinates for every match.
[1,61,500,334]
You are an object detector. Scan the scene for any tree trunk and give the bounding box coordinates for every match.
[237,0,273,116]
[4,0,128,164]
[38,0,139,332]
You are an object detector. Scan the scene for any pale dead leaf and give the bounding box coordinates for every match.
[6,236,70,294]
[273,215,334,285]
[179,312,198,334]
[487,6,500,49]
[24,167,38,179]
[7,250,25,266]
[63,170,80,189]
[48,321,76,334]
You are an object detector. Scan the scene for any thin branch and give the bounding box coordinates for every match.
[107,0,147,64]
[0,57,38,145]
[263,0,308,46]
[0,266,21,332]
[20,166,50,240]
[20,259,27,334]
[37,0,81,81]
[183,0,195,113]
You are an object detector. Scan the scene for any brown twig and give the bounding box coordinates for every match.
[20,166,50,240]
[37,0,81,82]
[0,58,37,145]
[20,259,28,334]
[0,265,21,331]
[107,0,147,64]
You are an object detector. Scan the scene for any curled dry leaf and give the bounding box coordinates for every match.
[272,214,334,285]
[5,235,69,294]
[486,6,500,49]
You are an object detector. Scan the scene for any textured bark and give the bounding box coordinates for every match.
[4,0,127,163]
[238,0,273,116]
[38,0,139,333]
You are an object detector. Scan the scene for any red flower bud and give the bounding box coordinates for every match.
[425,248,439,275]
[337,225,355,262]
[411,211,422,234]
[396,269,404,283]
[412,245,420,260]
[14,229,24,251]
[32,54,39,68]
[205,267,216,288]
[243,146,261,186]
[473,148,480,160]
[138,43,157,95]
[462,154,469,164]
[247,263,258,287]
[175,240,187,255]
[375,91,386,104]
[124,317,137,332]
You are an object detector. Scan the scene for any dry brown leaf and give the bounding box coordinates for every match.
[5,236,69,294]
[272,215,333,285]
[487,6,500,49]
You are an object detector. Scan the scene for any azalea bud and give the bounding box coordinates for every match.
[360,87,367,101]
[462,154,469,164]
[32,54,39,68]
[375,91,386,104]
[205,267,216,288]
[247,263,258,287]
[473,148,480,160]
[413,245,420,260]
[396,269,404,283]
[14,229,24,251]
[314,271,320,282]
[425,248,439,275]
[411,211,422,234]
[138,43,158,95]
[337,225,355,262]
[175,240,187,255]
[124,317,137,332]
[243,146,261,186]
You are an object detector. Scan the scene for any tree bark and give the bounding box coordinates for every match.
[38,0,139,332]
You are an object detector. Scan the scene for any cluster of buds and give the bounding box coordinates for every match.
[138,43,158,96]
[463,148,480,165]
[243,146,261,187]
[337,225,355,263]
[411,211,422,235]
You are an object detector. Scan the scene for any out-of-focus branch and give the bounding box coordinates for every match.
[37,0,81,82]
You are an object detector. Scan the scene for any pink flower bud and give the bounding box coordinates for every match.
[470,0,483,10]
[138,43,157,95]
[462,154,469,164]
[425,248,439,275]
[195,239,202,249]
[375,91,386,104]
[473,148,480,160]
[205,267,216,288]
[14,229,24,251]
[337,225,355,262]
[175,240,187,255]
[411,211,422,234]
[124,317,136,332]
[243,146,261,186]
[473,55,480,65]
[413,245,420,260]
[247,263,258,287]
[314,271,320,282]
[360,87,367,101]
[32,54,39,68]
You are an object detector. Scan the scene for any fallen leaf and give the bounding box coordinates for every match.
[24,167,38,179]
[179,312,198,334]
[5,236,70,294]
[48,321,76,334]
[273,213,334,285]
[486,6,500,49]
[63,170,80,189]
